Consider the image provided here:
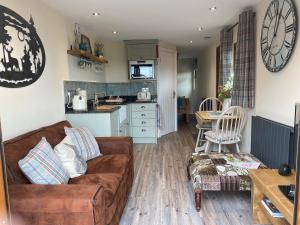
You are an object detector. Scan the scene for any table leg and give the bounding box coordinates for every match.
[195,190,202,212]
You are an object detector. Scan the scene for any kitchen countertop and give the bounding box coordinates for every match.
[65,106,121,114]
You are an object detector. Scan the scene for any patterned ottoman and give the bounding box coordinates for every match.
[187,153,266,211]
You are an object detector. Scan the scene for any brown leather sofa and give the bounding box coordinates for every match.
[4,121,134,225]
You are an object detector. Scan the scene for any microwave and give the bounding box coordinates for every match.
[129,60,156,80]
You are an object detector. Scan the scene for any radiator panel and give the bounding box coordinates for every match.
[251,116,294,169]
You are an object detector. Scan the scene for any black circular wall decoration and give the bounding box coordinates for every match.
[0,5,45,88]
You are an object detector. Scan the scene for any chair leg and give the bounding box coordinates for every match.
[205,141,211,153]
[236,143,240,153]
[195,129,201,149]
[218,144,222,153]
[199,129,205,144]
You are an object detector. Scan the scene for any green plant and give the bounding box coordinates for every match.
[218,75,233,101]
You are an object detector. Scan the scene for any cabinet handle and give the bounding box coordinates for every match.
[142,129,147,132]
[141,114,146,117]
[142,121,146,124]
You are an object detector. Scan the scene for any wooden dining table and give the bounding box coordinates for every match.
[195,111,223,152]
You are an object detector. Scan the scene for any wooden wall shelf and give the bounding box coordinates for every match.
[67,49,108,64]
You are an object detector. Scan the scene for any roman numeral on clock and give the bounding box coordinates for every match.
[284,40,292,49]
[286,24,294,33]
[285,8,292,20]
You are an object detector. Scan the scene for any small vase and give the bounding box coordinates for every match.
[222,98,231,112]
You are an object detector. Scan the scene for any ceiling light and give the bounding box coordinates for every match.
[209,6,217,11]
[190,40,193,44]
[112,31,118,34]
[204,36,212,39]
[197,27,204,31]
[92,12,100,16]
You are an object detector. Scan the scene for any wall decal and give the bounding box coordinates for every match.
[0,5,45,88]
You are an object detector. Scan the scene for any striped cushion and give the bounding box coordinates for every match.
[18,137,70,184]
[65,127,101,161]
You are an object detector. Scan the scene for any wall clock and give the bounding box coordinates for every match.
[261,0,297,72]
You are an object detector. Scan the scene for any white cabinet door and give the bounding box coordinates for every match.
[157,48,177,137]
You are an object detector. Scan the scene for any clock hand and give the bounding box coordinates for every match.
[275,0,285,36]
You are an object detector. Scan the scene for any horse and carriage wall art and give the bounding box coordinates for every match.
[0,5,45,88]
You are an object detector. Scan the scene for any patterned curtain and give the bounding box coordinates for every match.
[231,10,256,108]
[218,27,233,91]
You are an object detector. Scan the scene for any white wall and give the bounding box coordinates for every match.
[0,0,103,140]
[197,41,219,100]
[177,58,196,113]
[255,0,300,127]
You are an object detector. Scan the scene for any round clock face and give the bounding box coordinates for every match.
[261,0,297,72]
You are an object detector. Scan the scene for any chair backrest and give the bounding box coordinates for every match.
[199,97,222,112]
[215,106,247,142]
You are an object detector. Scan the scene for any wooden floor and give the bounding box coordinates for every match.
[119,120,253,225]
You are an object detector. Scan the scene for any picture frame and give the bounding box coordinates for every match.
[81,34,92,54]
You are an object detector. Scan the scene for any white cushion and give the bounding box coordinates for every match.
[204,130,239,142]
[54,136,87,178]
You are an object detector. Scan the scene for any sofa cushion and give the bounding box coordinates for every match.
[4,121,71,184]
[65,127,102,161]
[18,137,70,184]
[54,136,87,178]
[70,173,122,207]
[87,154,130,175]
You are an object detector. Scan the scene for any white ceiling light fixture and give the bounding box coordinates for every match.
[189,40,193,44]
[197,27,204,31]
[112,31,119,34]
[209,6,217,11]
[92,12,100,16]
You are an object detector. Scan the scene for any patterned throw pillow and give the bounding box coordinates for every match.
[64,127,102,161]
[18,137,70,184]
[54,135,87,178]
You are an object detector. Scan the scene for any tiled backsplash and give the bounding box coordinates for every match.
[64,80,157,102]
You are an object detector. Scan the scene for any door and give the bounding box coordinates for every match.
[157,48,177,137]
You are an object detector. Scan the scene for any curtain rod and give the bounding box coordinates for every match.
[227,12,256,32]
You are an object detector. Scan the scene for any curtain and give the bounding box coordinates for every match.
[218,27,233,90]
[231,10,256,108]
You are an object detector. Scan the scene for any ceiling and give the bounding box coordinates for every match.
[41,0,262,55]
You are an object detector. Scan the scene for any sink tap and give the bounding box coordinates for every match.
[94,92,106,106]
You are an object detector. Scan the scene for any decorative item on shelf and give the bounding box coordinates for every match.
[95,42,104,57]
[218,75,233,111]
[81,34,92,54]
[278,163,292,176]
[74,23,81,50]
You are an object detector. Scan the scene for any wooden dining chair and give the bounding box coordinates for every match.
[195,97,223,150]
[204,106,247,153]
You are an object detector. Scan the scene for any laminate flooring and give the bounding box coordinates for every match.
[119,120,253,225]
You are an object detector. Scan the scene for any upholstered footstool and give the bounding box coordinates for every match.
[187,153,266,211]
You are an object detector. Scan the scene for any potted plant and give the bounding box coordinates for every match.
[218,75,233,111]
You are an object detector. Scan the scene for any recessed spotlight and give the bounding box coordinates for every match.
[204,36,212,39]
[197,27,204,31]
[209,6,217,11]
[189,40,193,44]
[92,12,100,16]
[112,31,118,34]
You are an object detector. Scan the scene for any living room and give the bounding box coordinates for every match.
[0,0,299,225]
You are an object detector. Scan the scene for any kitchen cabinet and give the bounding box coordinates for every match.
[130,103,157,143]
[66,110,120,137]
[125,40,159,61]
